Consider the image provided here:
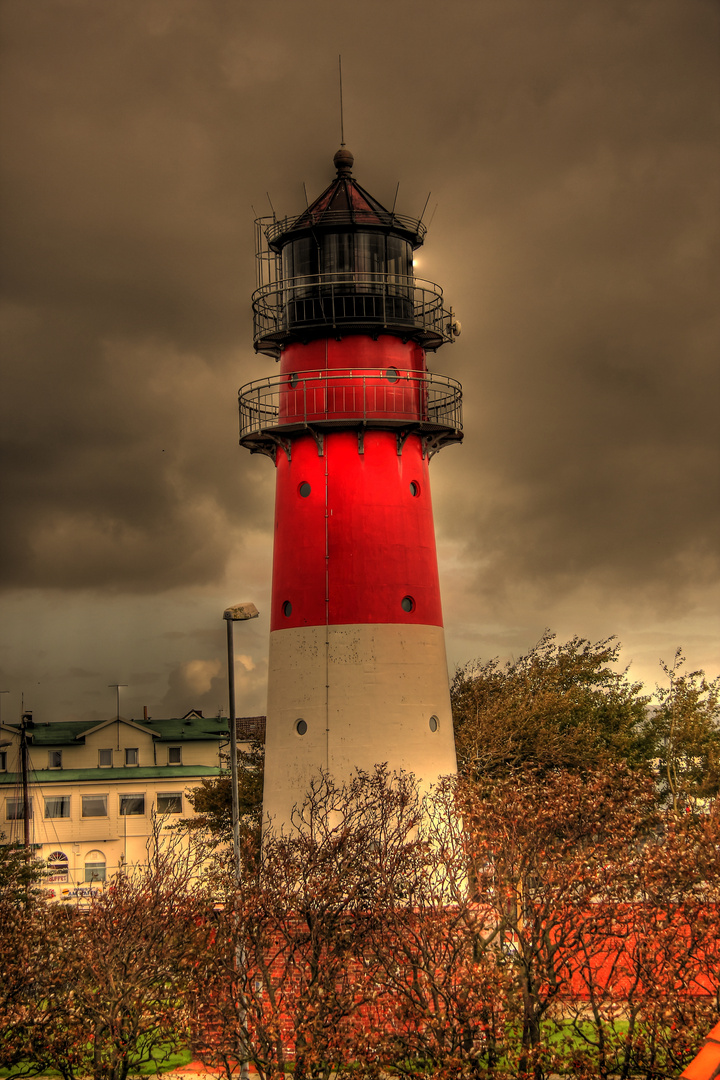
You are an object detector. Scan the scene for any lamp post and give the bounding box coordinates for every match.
[223,602,259,883]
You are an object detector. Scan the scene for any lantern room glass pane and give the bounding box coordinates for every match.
[387,236,413,297]
[355,232,385,291]
[284,237,317,299]
[322,232,353,279]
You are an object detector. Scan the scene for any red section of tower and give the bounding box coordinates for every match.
[269,336,445,632]
[270,428,442,632]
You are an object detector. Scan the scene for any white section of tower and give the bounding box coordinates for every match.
[263,623,457,832]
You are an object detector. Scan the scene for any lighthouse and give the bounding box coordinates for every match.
[239,147,463,831]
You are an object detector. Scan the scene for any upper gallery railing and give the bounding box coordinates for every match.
[251,273,458,355]
[263,211,427,248]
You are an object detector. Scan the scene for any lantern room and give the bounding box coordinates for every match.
[251,148,460,356]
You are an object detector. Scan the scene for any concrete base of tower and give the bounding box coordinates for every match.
[262,622,458,833]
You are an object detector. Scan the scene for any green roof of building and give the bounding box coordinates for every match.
[0,765,224,786]
[6,714,230,746]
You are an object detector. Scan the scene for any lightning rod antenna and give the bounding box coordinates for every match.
[419,191,432,224]
[391,181,400,215]
[339,54,345,147]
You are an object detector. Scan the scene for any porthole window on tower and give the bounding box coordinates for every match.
[401,596,415,613]
[282,600,293,617]
[385,367,399,383]
[410,481,420,497]
[298,482,311,497]
[289,372,299,388]
[429,715,439,732]
[295,719,307,736]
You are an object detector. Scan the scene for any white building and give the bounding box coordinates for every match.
[0,710,230,897]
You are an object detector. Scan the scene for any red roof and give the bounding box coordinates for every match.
[291,171,392,231]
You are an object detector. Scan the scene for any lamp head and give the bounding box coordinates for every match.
[223,602,259,622]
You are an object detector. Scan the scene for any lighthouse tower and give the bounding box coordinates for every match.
[239,148,463,831]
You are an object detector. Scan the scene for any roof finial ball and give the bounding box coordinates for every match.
[333,146,354,175]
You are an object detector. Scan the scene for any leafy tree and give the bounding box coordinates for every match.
[454,766,661,1080]
[191,764,718,1079]
[0,834,45,905]
[650,648,720,813]
[368,788,513,1079]
[182,738,264,859]
[562,807,720,1079]
[0,840,50,1074]
[451,631,653,778]
[191,767,425,1080]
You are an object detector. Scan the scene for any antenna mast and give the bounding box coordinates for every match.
[339,54,345,146]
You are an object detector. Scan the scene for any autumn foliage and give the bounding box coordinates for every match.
[1,634,718,1079]
[1,767,718,1078]
[185,766,719,1080]
[0,829,212,1080]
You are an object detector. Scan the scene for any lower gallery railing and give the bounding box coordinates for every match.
[238,369,463,439]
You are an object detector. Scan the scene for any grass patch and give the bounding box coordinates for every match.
[0,1042,194,1078]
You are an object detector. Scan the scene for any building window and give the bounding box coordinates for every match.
[157,792,182,815]
[168,747,182,765]
[98,749,113,768]
[119,794,145,816]
[5,796,30,820]
[0,751,6,772]
[47,851,69,883]
[48,750,62,769]
[84,851,106,883]
[45,795,71,819]
[82,794,108,818]
[125,748,138,766]
[6,797,31,820]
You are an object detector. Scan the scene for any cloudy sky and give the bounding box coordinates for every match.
[1,0,718,726]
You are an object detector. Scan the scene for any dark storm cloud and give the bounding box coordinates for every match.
[0,0,717,646]
[418,1,720,619]
[0,0,273,592]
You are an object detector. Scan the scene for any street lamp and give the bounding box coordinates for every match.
[223,602,259,883]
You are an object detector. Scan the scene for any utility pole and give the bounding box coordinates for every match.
[223,603,259,884]
[109,685,127,750]
[20,712,33,856]
[108,684,127,721]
